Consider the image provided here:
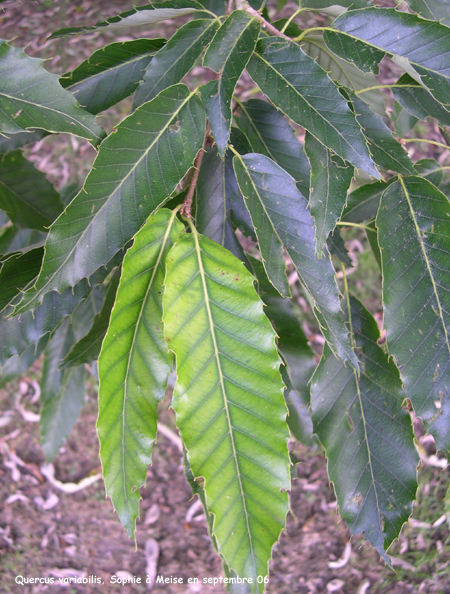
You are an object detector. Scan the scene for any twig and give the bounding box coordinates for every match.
[243,3,291,40]
[180,123,210,218]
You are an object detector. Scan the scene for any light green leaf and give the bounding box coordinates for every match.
[164,231,290,588]
[48,1,208,39]
[98,208,184,538]
[40,318,86,461]
[201,11,260,155]
[246,37,379,177]
[14,84,205,315]
[311,296,418,561]
[60,38,166,115]
[133,20,218,109]
[61,271,121,369]
[327,8,450,108]
[392,74,450,128]
[0,151,63,230]
[377,176,450,452]
[0,40,104,144]
[233,152,358,368]
[304,132,354,255]
[234,99,310,197]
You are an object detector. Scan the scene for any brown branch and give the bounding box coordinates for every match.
[180,123,210,218]
[243,4,291,41]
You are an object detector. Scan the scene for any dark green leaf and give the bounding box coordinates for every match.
[198,0,226,15]
[406,0,450,27]
[40,319,86,461]
[391,101,418,137]
[392,74,450,128]
[0,342,46,389]
[235,99,310,197]
[415,158,443,187]
[249,256,316,445]
[0,247,43,313]
[14,84,205,315]
[311,296,418,560]
[133,20,218,109]
[233,153,358,368]
[0,130,46,155]
[0,41,104,144]
[195,145,246,261]
[61,271,120,368]
[60,38,166,115]
[366,220,381,270]
[305,133,354,254]
[48,1,208,39]
[342,180,392,223]
[246,37,379,177]
[0,151,63,230]
[327,8,450,108]
[98,208,184,538]
[0,282,89,366]
[344,91,415,175]
[327,227,352,267]
[201,11,260,155]
[297,0,370,12]
[0,227,46,255]
[377,176,450,452]
[164,232,290,587]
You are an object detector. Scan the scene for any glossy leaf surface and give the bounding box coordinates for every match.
[311,296,418,560]
[61,39,166,115]
[246,37,378,177]
[234,99,310,197]
[195,145,245,260]
[0,151,63,230]
[327,8,450,107]
[133,20,218,109]
[377,177,450,451]
[304,133,354,255]
[15,84,205,314]
[98,209,184,538]
[202,11,260,155]
[0,41,104,143]
[233,153,358,368]
[164,232,289,588]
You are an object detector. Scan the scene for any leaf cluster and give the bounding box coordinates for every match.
[2,0,450,588]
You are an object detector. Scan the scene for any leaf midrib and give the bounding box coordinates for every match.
[252,49,372,171]
[18,88,196,312]
[192,229,257,577]
[120,211,179,520]
[399,175,450,358]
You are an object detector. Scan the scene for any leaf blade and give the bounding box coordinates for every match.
[98,208,184,538]
[311,296,418,559]
[0,40,104,144]
[15,84,205,314]
[377,176,450,451]
[164,232,290,587]
[246,37,379,177]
